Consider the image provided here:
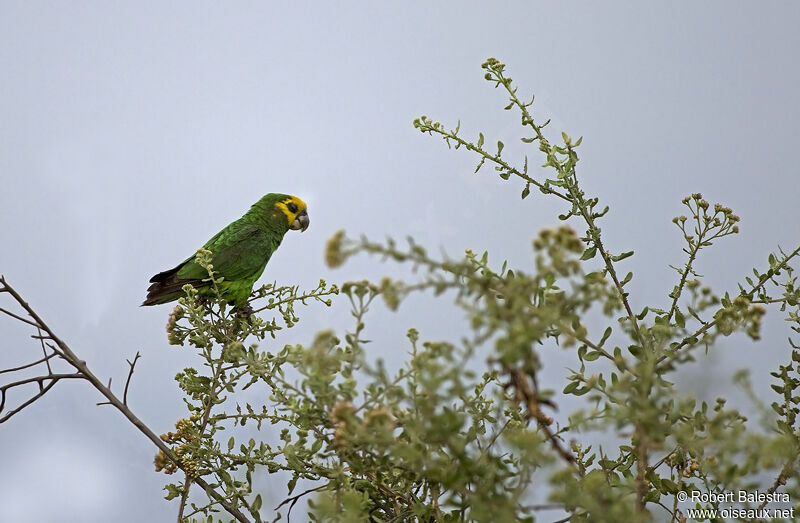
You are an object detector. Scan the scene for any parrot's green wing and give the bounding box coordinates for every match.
[180,223,274,280]
[144,223,278,306]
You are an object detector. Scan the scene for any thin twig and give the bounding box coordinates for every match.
[634,427,649,514]
[0,306,40,328]
[758,466,789,511]
[0,373,83,423]
[38,327,55,374]
[649,448,677,472]
[123,352,141,406]
[275,484,326,520]
[0,350,59,375]
[666,230,702,322]
[1,372,83,390]
[525,503,566,511]
[553,510,586,523]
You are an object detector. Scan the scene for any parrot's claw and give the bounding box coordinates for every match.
[234,303,255,325]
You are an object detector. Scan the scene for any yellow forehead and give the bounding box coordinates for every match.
[275,196,307,220]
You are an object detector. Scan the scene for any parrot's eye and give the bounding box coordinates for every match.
[287,202,298,213]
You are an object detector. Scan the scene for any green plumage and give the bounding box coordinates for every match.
[142,193,309,307]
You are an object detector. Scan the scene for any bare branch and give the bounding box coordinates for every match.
[0,276,251,523]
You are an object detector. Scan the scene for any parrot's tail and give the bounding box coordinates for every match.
[141,264,201,306]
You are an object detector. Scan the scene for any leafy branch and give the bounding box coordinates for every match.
[667,194,740,322]
[416,57,642,353]
[323,58,800,520]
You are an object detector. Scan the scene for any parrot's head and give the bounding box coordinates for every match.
[275,195,310,232]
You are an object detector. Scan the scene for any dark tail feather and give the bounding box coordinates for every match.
[149,265,182,284]
[142,263,202,306]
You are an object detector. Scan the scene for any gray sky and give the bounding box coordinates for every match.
[1,2,799,521]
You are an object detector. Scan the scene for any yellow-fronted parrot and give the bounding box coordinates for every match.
[142,193,309,307]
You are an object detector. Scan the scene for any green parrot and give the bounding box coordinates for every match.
[142,193,309,307]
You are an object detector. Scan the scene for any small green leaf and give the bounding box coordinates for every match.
[628,345,643,358]
[644,489,661,502]
[584,351,601,362]
[612,250,634,262]
[599,327,612,346]
[164,484,182,501]
[573,386,590,396]
[721,292,732,307]
[497,140,505,155]
[477,133,485,148]
[287,475,298,494]
[580,246,597,260]
[674,309,685,328]
[521,184,531,199]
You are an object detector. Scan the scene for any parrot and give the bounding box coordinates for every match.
[142,193,309,308]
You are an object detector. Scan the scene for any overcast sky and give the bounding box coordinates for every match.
[1,2,799,521]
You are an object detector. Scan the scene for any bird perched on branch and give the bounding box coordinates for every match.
[142,193,309,308]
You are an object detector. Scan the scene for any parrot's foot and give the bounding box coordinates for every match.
[196,295,209,307]
[233,303,255,325]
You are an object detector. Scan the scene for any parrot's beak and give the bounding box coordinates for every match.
[290,209,310,232]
